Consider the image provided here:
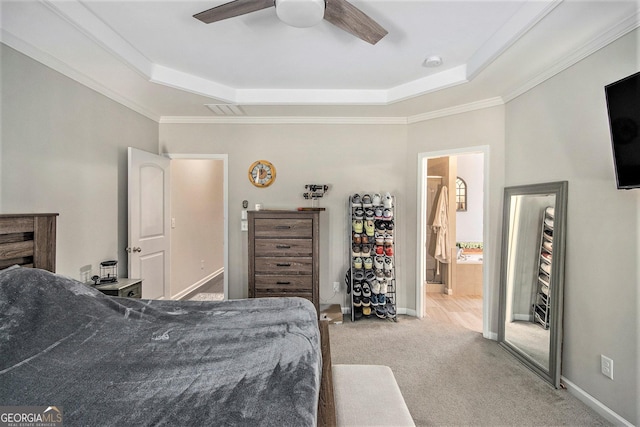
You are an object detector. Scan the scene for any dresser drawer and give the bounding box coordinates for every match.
[254,257,313,275]
[254,238,313,257]
[255,275,313,292]
[254,218,313,238]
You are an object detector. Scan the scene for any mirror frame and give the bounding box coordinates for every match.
[498,181,568,388]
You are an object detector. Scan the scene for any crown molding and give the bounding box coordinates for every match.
[159,116,408,125]
[504,9,640,103]
[0,31,160,123]
[407,97,505,124]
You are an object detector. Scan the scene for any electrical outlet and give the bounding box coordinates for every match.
[601,355,614,380]
[241,220,248,231]
[333,281,340,292]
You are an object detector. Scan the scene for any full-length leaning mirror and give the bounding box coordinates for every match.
[498,181,568,388]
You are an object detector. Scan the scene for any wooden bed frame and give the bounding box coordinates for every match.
[0,213,336,425]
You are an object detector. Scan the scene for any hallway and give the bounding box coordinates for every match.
[424,292,482,333]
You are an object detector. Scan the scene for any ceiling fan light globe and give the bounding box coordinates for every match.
[275,0,325,28]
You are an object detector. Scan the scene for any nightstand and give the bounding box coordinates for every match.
[95,278,143,298]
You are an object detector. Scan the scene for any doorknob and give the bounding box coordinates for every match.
[126,247,142,253]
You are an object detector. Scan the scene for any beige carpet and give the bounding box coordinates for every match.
[329,316,610,427]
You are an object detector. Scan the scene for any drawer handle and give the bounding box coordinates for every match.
[276,244,291,249]
[276,263,292,267]
[275,225,291,229]
[127,290,136,297]
[277,281,291,285]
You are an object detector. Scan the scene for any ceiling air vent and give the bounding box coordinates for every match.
[206,104,245,116]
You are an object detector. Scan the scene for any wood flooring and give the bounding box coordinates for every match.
[424,292,483,333]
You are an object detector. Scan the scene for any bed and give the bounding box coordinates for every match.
[0,214,335,426]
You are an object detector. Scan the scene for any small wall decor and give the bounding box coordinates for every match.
[248,160,276,187]
[300,184,329,210]
[456,177,467,211]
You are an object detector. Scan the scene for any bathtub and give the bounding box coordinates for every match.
[457,253,483,264]
[455,253,483,296]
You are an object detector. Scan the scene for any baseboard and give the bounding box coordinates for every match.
[561,377,634,426]
[172,268,223,300]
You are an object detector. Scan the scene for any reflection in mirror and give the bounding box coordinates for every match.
[499,181,567,388]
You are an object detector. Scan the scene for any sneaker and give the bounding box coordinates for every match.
[353,257,363,269]
[352,244,362,257]
[362,194,372,208]
[361,297,371,307]
[354,306,363,319]
[352,233,362,244]
[365,270,376,281]
[370,293,379,306]
[353,295,362,307]
[384,244,393,257]
[362,281,372,297]
[371,280,381,294]
[361,244,371,257]
[354,269,365,280]
[351,194,362,207]
[386,302,396,319]
[383,192,393,208]
[375,245,384,256]
[375,232,384,246]
[374,256,384,270]
[363,257,373,270]
[378,278,387,294]
[378,293,386,305]
[354,208,364,220]
[375,207,384,219]
[375,269,384,279]
[384,233,393,244]
[372,193,382,206]
[384,256,393,270]
[384,269,393,279]
[383,208,393,219]
[364,220,375,237]
[362,306,372,316]
[375,220,386,232]
[386,220,394,233]
[365,209,375,221]
[353,220,363,233]
[361,234,369,244]
[352,281,362,296]
[375,305,387,319]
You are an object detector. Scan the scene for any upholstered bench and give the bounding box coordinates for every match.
[332,364,415,427]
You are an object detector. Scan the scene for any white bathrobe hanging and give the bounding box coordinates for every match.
[432,185,451,274]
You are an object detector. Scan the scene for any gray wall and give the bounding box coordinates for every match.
[505,29,638,425]
[1,45,158,279]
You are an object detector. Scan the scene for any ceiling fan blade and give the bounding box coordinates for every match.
[324,0,388,45]
[194,0,275,24]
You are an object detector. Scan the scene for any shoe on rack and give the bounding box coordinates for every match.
[361,234,369,244]
[362,306,372,316]
[375,269,384,279]
[378,293,386,305]
[374,256,384,270]
[362,282,372,297]
[383,208,393,220]
[365,270,376,281]
[372,193,382,206]
[375,305,387,319]
[386,301,396,319]
[352,244,362,257]
[384,256,393,270]
[370,293,379,306]
[353,220,363,233]
[352,233,361,244]
[384,233,393,244]
[375,232,385,246]
[363,257,373,270]
[378,278,387,294]
[354,269,365,280]
[353,295,362,307]
[353,282,363,297]
[384,269,393,279]
[354,208,364,220]
[384,244,394,257]
[364,220,375,237]
[361,244,371,257]
[351,194,362,207]
[371,279,381,294]
[383,192,393,208]
[374,207,384,219]
[354,306,363,319]
[386,220,394,233]
[365,209,375,221]
[375,245,384,256]
[353,257,363,269]
[362,194,373,208]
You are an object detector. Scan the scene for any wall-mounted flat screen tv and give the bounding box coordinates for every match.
[605,71,640,189]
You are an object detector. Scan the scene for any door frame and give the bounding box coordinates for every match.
[166,153,229,300]
[416,145,491,339]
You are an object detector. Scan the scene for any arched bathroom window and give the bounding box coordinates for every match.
[456,177,467,212]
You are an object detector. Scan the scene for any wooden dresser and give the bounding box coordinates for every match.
[0,213,58,272]
[248,210,320,314]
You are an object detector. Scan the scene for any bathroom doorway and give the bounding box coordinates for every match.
[416,147,489,336]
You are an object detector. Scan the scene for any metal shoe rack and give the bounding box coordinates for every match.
[534,206,554,329]
[348,193,397,322]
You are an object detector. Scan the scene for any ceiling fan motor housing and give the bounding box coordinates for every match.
[275,0,325,28]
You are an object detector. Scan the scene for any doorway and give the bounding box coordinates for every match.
[167,154,229,300]
[416,146,490,337]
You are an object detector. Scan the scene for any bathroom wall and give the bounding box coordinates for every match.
[456,152,484,243]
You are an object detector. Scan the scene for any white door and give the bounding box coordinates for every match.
[128,147,170,299]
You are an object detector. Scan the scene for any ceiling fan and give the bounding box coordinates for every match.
[193,0,388,45]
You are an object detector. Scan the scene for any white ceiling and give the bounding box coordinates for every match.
[1,0,638,120]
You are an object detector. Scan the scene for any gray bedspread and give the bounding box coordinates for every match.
[0,266,321,426]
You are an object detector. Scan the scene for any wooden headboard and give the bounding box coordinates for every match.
[0,213,58,272]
